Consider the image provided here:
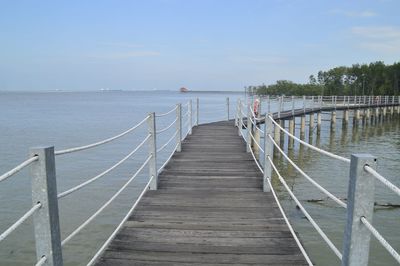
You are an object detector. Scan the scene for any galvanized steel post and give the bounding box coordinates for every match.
[246,102,252,153]
[238,99,242,136]
[235,99,239,127]
[30,146,63,266]
[311,95,314,111]
[342,154,377,266]
[176,104,182,152]
[226,97,230,121]
[148,112,158,190]
[196,98,199,126]
[291,96,295,116]
[263,113,273,192]
[189,100,193,135]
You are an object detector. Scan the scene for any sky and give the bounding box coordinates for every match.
[0,0,399,91]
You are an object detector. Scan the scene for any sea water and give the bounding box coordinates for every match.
[0,91,399,265]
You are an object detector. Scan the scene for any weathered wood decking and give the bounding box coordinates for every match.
[95,121,308,265]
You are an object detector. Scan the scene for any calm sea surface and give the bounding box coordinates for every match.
[0,91,399,265]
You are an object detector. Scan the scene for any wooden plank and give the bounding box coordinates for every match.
[94,121,308,265]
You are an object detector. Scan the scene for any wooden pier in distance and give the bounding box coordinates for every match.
[95,121,308,265]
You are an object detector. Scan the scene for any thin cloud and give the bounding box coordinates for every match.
[88,51,161,59]
[351,26,400,53]
[101,42,144,48]
[331,9,377,18]
[230,55,288,65]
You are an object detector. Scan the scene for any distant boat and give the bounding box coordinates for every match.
[180,87,189,93]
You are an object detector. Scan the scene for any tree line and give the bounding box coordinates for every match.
[248,61,400,96]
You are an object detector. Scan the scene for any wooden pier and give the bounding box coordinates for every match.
[95,121,308,265]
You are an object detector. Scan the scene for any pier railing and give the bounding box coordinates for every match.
[236,95,400,265]
[0,98,211,266]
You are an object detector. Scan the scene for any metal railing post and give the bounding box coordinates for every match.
[334,95,337,111]
[278,96,282,119]
[320,95,322,110]
[267,95,271,114]
[235,99,239,126]
[196,98,199,126]
[246,102,252,153]
[189,100,193,135]
[342,154,377,266]
[303,95,306,113]
[30,146,63,266]
[291,96,295,116]
[263,114,273,192]
[226,97,230,121]
[147,112,157,190]
[237,99,242,136]
[311,95,314,111]
[176,104,182,152]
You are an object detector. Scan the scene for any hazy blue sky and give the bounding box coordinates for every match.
[1,0,399,91]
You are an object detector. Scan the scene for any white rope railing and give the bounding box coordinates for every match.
[158,143,179,174]
[61,155,151,246]
[268,115,350,163]
[0,203,42,242]
[55,116,149,155]
[156,117,178,134]
[35,256,47,266]
[255,124,265,135]
[268,135,347,208]
[248,144,264,174]
[157,130,178,153]
[265,164,313,265]
[182,109,190,118]
[182,117,189,129]
[0,156,38,183]
[155,105,178,117]
[268,156,343,260]
[183,127,191,141]
[364,166,400,197]
[86,175,154,266]
[361,217,400,263]
[249,104,263,121]
[248,130,264,153]
[58,134,151,199]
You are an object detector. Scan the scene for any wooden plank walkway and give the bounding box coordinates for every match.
[95,121,308,265]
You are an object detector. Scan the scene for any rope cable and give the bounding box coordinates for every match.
[266,165,313,265]
[58,135,150,199]
[364,166,400,197]
[86,175,154,266]
[156,117,178,134]
[360,217,400,263]
[55,116,149,155]
[158,143,179,174]
[268,156,343,260]
[0,203,41,242]
[157,130,178,153]
[0,156,38,183]
[248,144,264,174]
[155,105,178,117]
[268,115,350,163]
[61,155,151,246]
[268,135,347,208]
